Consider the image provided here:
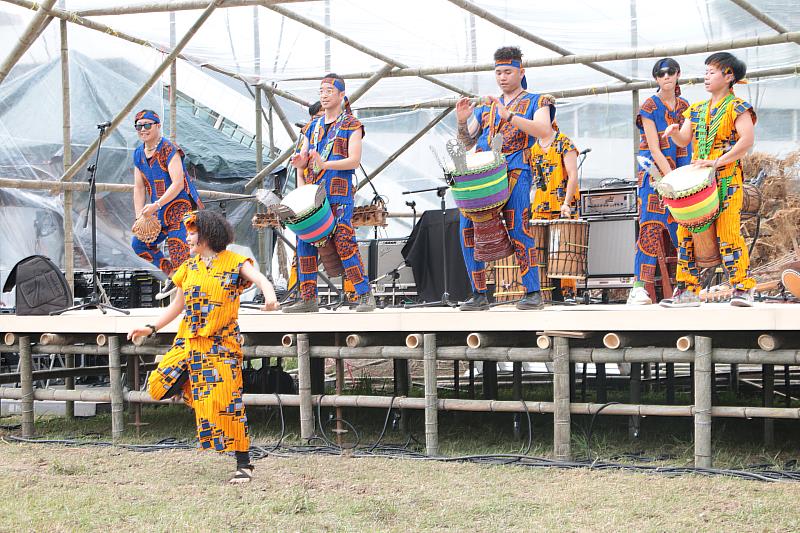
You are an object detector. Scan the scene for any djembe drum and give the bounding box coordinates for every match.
[656,165,721,267]
[529,219,553,301]
[547,219,590,280]
[446,149,514,262]
[271,183,344,277]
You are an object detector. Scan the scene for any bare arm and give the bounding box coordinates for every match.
[561,149,579,217]
[133,167,147,218]
[455,97,479,150]
[641,118,674,177]
[126,289,184,341]
[663,120,693,148]
[239,260,279,311]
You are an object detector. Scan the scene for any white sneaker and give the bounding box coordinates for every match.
[626,286,652,305]
[659,287,702,308]
[155,279,177,301]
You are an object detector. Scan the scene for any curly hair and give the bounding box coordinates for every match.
[494,46,523,63]
[706,52,746,88]
[192,210,234,253]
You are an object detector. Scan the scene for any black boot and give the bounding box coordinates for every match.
[459,292,490,311]
[516,291,544,310]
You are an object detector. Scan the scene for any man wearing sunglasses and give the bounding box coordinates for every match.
[132,109,203,300]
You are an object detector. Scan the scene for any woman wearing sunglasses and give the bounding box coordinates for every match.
[131,109,203,299]
[627,58,692,305]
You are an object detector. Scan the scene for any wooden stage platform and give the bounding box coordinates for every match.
[1,302,798,335]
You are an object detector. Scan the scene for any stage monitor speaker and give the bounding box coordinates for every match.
[586,218,636,288]
[371,238,415,288]
[2,255,72,315]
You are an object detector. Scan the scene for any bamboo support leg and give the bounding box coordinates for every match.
[512,361,522,440]
[694,336,712,468]
[394,358,410,433]
[629,362,641,439]
[108,336,124,441]
[423,333,439,456]
[731,363,739,395]
[553,336,571,461]
[19,336,34,438]
[64,353,75,418]
[297,334,314,441]
[596,363,607,403]
[335,357,345,448]
[764,364,775,448]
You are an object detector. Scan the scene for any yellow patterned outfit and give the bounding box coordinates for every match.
[677,93,757,293]
[529,131,580,295]
[148,250,252,453]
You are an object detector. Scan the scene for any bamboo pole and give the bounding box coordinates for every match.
[7,385,800,420]
[281,334,296,347]
[446,0,631,83]
[347,63,395,103]
[327,32,800,80]
[108,336,124,441]
[60,0,223,183]
[263,89,298,142]
[0,177,252,200]
[728,0,789,34]
[3,333,15,346]
[0,0,57,85]
[758,334,785,352]
[73,0,310,16]
[694,336,713,468]
[603,332,629,350]
[628,362,641,439]
[763,364,775,447]
[553,336,571,461]
[265,4,472,97]
[64,353,75,418]
[169,12,177,144]
[536,335,551,350]
[406,334,423,349]
[677,335,694,352]
[59,15,74,298]
[19,336,34,437]
[357,108,453,191]
[297,333,313,440]
[424,333,439,456]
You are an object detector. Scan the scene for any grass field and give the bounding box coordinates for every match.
[3,402,800,531]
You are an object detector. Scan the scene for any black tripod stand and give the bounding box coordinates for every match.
[402,186,458,308]
[53,122,129,315]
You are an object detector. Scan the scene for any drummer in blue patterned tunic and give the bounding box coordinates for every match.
[455,46,555,310]
[286,74,375,313]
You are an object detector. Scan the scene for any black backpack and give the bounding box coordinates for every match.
[2,255,72,315]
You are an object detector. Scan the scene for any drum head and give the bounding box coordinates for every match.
[445,150,497,172]
[657,165,715,198]
[280,183,326,219]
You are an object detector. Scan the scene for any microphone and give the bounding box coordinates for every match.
[579,148,592,155]
[405,200,416,209]
[294,122,305,128]
[97,121,111,129]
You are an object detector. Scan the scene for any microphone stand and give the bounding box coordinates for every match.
[402,185,457,308]
[52,123,129,315]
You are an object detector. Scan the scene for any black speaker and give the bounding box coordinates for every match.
[2,255,72,315]
[370,238,415,287]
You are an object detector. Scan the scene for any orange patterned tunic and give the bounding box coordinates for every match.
[148,250,253,453]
